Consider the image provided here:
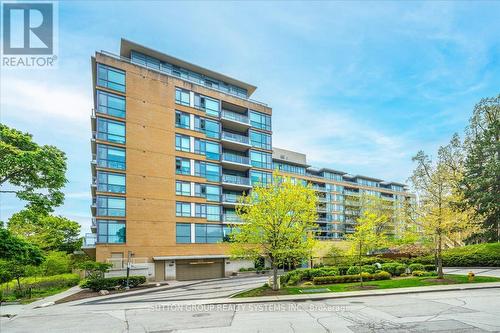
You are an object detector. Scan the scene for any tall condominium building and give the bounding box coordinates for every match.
[83,39,413,281]
[272,148,415,240]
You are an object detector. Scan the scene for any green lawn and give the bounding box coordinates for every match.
[234,275,500,298]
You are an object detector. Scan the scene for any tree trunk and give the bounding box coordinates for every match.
[437,233,444,279]
[16,277,21,290]
[272,262,278,291]
[359,241,363,287]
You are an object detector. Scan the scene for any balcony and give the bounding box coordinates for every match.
[316,206,327,213]
[221,153,251,171]
[91,217,97,233]
[221,110,250,132]
[83,233,96,248]
[222,174,252,190]
[222,214,243,224]
[316,196,327,203]
[316,218,328,223]
[344,200,360,206]
[221,193,248,207]
[311,185,327,193]
[221,131,251,151]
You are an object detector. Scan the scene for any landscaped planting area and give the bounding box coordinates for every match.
[234,243,500,298]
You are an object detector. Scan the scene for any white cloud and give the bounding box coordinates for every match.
[1,77,90,123]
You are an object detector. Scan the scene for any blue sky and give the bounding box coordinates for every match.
[1,1,499,233]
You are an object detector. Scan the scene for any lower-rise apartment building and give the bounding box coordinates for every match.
[83,39,413,281]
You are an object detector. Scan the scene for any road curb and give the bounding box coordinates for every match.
[202,282,500,305]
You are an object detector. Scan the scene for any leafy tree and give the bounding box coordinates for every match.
[231,173,318,290]
[0,227,44,289]
[0,124,67,213]
[76,261,112,280]
[40,251,72,276]
[410,140,480,279]
[8,209,81,253]
[0,227,44,265]
[460,95,500,241]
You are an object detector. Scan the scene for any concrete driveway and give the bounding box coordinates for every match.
[444,267,500,278]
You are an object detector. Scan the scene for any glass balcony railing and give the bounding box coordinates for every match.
[222,153,250,165]
[221,110,249,124]
[83,233,97,248]
[222,214,243,223]
[221,131,250,145]
[222,193,242,203]
[222,174,251,186]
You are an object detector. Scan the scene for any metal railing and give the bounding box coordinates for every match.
[222,174,251,186]
[222,153,250,165]
[221,131,250,145]
[99,51,268,107]
[221,110,249,124]
[106,257,149,269]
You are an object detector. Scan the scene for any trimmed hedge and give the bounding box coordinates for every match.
[313,271,391,285]
[381,263,407,276]
[280,267,339,286]
[412,270,437,277]
[81,276,146,291]
[0,273,80,292]
[411,243,500,267]
[346,265,378,275]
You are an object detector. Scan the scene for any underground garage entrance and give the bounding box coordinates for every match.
[175,258,225,281]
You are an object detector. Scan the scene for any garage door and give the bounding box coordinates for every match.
[176,259,224,281]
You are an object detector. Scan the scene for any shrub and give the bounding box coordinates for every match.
[280,267,339,286]
[313,271,391,285]
[346,265,377,275]
[410,243,500,267]
[381,263,406,276]
[80,276,146,291]
[411,270,427,277]
[408,263,425,273]
[424,264,436,272]
[412,270,437,277]
[0,274,80,293]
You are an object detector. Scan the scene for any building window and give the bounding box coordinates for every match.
[207,205,221,221]
[273,162,305,175]
[176,181,191,196]
[249,111,271,131]
[96,90,125,118]
[194,116,220,139]
[97,196,125,217]
[176,202,191,217]
[175,157,191,175]
[97,64,125,93]
[194,139,220,160]
[194,161,220,182]
[175,88,190,106]
[176,223,191,243]
[97,171,126,194]
[250,170,272,186]
[194,94,219,117]
[206,185,221,202]
[250,150,272,169]
[175,134,191,152]
[175,110,190,129]
[250,130,272,150]
[97,118,125,144]
[97,144,125,170]
[97,220,126,244]
[195,224,223,243]
[195,203,206,218]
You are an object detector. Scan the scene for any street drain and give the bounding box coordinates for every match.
[349,301,364,304]
[193,313,210,318]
